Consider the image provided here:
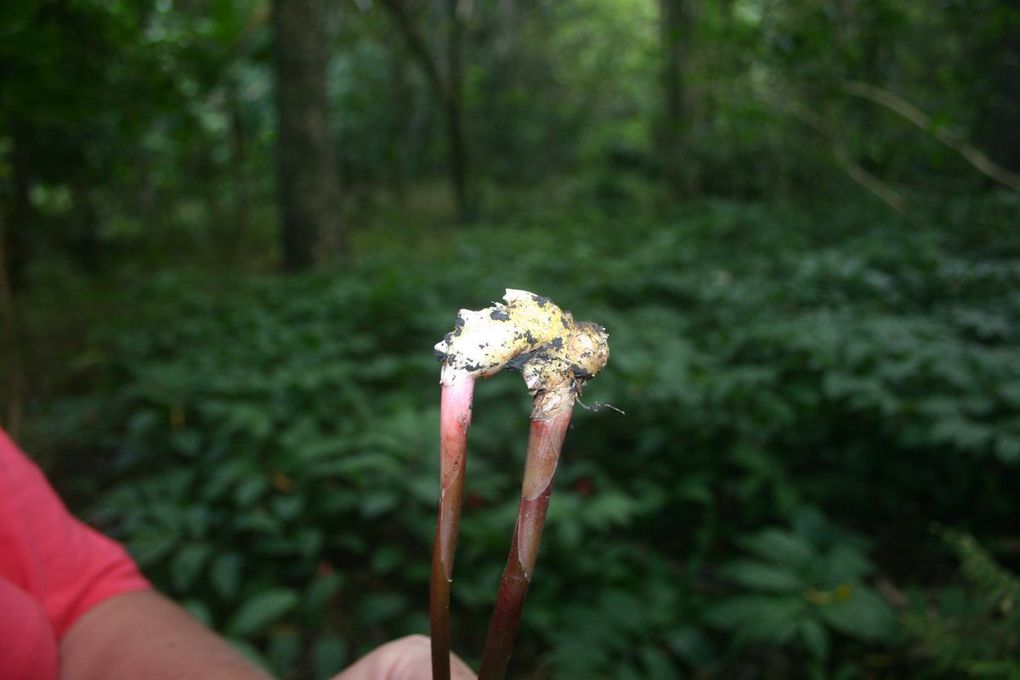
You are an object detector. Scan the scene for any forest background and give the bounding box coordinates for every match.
[2,0,1020,677]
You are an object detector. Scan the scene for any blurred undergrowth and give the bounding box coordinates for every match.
[9,196,1020,678]
[903,526,1020,679]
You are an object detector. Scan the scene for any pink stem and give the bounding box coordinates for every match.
[430,376,475,680]
[478,406,573,680]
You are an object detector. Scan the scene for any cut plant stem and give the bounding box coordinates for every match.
[478,402,573,680]
[430,374,475,680]
[430,290,610,678]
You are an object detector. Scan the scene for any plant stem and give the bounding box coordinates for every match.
[478,404,573,680]
[430,376,475,680]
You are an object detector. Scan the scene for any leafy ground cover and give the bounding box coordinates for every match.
[19,197,1020,678]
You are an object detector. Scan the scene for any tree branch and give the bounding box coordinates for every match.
[845,80,1020,193]
[377,0,447,100]
[755,91,907,215]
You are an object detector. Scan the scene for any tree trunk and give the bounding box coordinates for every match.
[380,0,473,221]
[229,80,252,264]
[658,0,696,197]
[445,0,470,220]
[982,26,1020,174]
[272,0,343,272]
[7,120,33,290]
[0,208,24,438]
[70,179,101,272]
[388,52,410,204]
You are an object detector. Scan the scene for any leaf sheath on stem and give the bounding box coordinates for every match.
[478,406,573,680]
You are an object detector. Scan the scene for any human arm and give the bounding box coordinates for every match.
[0,429,266,679]
[61,597,475,680]
[60,589,272,680]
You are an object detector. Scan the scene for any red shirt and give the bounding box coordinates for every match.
[0,429,150,680]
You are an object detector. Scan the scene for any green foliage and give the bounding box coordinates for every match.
[707,508,895,663]
[21,200,1015,678]
[6,0,1016,270]
[82,275,444,676]
[903,528,1020,678]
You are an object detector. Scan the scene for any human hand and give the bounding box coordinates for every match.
[331,635,476,680]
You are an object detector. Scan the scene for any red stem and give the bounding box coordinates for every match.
[478,406,572,680]
[431,376,475,680]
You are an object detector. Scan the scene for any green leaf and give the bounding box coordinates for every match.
[267,629,302,677]
[211,552,243,600]
[234,512,282,535]
[312,634,348,680]
[357,591,407,626]
[639,646,677,679]
[309,453,401,480]
[128,534,178,568]
[995,436,1020,463]
[370,544,404,574]
[271,495,304,520]
[720,559,804,593]
[965,660,1020,677]
[817,585,895,641]
[0,0,43,35]
[821,544,874,584]
[182,598,213,627]
[304,572,343,622]
[201,460,249,501]
[170,543,212,592]
[675,476,713,505]
[584,491,639,528]
[798,619,830,660]
[295,527,324,559]
[228,589,300,637]
[229,639,272,674]
[739,529,816,568]
[234,477,269,508]
[705,595,805,644]
[360,492,399,519]
[667,626,716,667]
